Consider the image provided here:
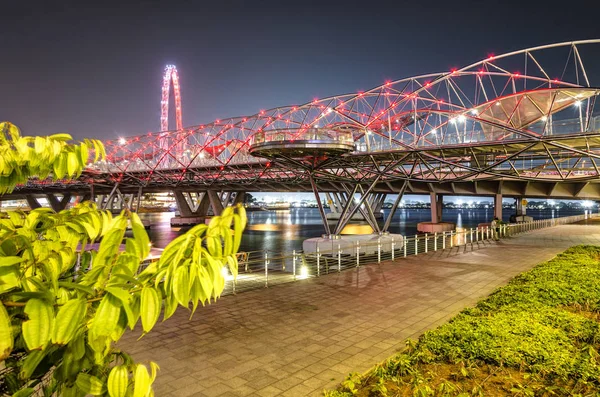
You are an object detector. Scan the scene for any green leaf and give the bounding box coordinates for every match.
[12,388,34,397]
[52,299,86,345]
[0,256,24,267]
[140,287,160,333]
[67,152,80,176]
[90,294,121,339]
[23,299,54,350]
[173,266,190,306]
[133,364,151,397]
[75,373,105,396]
[108,365,129,397]
[130,212,150,260]
[20,349,47,379]
[0,302,13,360]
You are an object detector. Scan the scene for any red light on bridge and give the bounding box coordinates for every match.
[488,54,495,60]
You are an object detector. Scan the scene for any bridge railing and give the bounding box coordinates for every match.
[250,128,354,146]
[222,211,597,295]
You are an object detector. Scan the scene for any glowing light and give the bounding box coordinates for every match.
[583,200,594,208]
[298,266,309,279]
[541,116,548,121]
[470,109,478,115]
[119,137,126,145]
[449,118,457,124]
[495,102,501,106]
[575,101,582,107]
[199,151,205,159]
[221,266,233,281]
[326,107,333,114]
[431,129,437,134]
[457,115,466,123]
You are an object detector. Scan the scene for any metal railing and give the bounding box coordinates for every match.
[223,212,597,294]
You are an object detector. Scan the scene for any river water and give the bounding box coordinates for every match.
[140,207,588,254]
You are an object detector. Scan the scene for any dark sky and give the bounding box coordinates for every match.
[3,0,600,141]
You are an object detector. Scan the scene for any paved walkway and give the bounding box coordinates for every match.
[120,224,600,397]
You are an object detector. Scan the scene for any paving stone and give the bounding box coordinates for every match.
[118,224,600,396]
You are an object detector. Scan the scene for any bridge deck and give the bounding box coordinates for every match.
[118,223,600,397]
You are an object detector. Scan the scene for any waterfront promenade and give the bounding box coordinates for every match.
[120,223,600,396]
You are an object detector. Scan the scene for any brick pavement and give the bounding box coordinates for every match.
[120,224,600,397]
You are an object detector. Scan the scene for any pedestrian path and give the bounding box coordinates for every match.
[119,224,600,397]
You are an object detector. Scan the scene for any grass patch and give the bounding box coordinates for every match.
[325,245,600,396]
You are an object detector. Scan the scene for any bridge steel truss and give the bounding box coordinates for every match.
[11,40,600,229]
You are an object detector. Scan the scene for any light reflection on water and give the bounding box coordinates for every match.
[141,207,588,253]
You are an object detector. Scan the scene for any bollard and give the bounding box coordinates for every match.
[486,226,489,240]
[442,231,446,250]
[403,239,407,257]
[377,237,381,263]
[425,234,428,253]
[434,232,438,251]
[338,244,341,272]
[475,228,479,242]
[293,250,297,280]
[391,237,395,261]
[415,235,418,256]
[450,230,454,248]
[470,228,473,245]
[264,251,269,288]
[316,245,320,277]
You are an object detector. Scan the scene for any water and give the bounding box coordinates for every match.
[141,207,589,254]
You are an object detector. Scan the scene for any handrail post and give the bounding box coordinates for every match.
[403,239,407,257]
[293,250,297,281]
[434,232,438,251]
[356,241,360,267]
[337,243,341,272]
[415,235,418,256]
[391,237,395,261]
[377,237,381,263]
[450,230,454,248]
[264,251,269,288]
[442,231,446,250]
[425,234,428,253]
[316,245,320,277]
[470,228,473,245]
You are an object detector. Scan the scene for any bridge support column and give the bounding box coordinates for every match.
[430,193,443,223]
[382,181,407,232]
[417,193,454,234]
[516,197,527,216]
[25,195,42,210]
[46,194,71,212]
[232,192,245,206]
[494,194,503,220]
[207,190,224,216]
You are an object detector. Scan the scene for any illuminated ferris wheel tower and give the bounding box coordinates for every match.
[161,64,183,131]
[159,65,184,154]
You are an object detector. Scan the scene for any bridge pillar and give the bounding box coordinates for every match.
[516,197,527,216]
[382,181,407,232]
[494,194,503,220]
[25,195,42,210]
[46,194,71,212]
[430,193,443,223]
[207,190,224,216]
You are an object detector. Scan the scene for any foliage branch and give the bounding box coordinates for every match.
[0,123,245,397]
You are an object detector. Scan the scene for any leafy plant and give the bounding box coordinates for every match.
[0,123,246,396]
[0,122,105,194]
[326,245,600,396]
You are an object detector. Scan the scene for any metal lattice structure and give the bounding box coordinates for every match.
[16,40,600,199]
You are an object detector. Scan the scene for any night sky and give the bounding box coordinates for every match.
[3,0,600,142]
